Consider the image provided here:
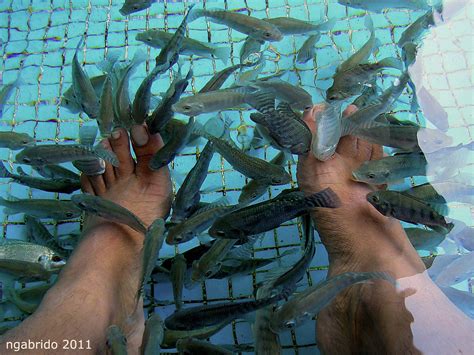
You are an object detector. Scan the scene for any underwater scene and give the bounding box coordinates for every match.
[0,0,473,353]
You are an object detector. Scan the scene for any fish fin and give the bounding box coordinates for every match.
[245,90,276,113]
[16,167,28,176]
[130,49,147,67]
[149,95,162,109]
[313,17,337,32]
[0,161,12,178]
[220,259,241,267]
[79,126,98,146]
[428,202,450,216]
[226,242,253,260]
[304,188,341,208]
[197,233,213,245]
[249,112,266,125]
[213,46,231,65]
[212,196,231,207]
[96,51,121,73]
[378,57,403,71]
[93,145,120,167]
[186,5,203,22]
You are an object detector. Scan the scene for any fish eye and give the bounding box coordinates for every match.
[214,230,226,237]
[147,37,152,42]
[52,255,62,262]
[204,270,214,277]
[263,32,272,38]
[22,157,31,163]
[370,195,379,203]
[183,105,192,111]
[367,173,376,179]
[65,212,74,218]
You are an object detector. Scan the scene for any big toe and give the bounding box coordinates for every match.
[130,124,165,177]
[109,128,135,178]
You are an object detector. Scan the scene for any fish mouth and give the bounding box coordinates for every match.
[51,260,66,269]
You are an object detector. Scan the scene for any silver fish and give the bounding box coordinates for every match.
[190,238,237,282]
[61,74,107,114]
[4,288,38,314]
[200,62,256,93]
[97,76,114,137]
[119,0,152,16]
[240,36,265,63]
[337,0,432,12]
[25,216,67,256]
[170,253,187,310]
[296,34,321,64]
[0,196,81,220]
[141,314,164,355]
[106,325,128,355]
[0,131,34,150]
[132,66,161,124]
[71,194,147,234]
[312,101,343,161]
[265,17,335,36]
[32,164,80,180]
[254,286,281,355]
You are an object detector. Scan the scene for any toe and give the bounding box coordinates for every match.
[88,174,107,196]
[109,128,135,178]
[100,139,117,186]
[131,124,165,176]
[80,175,95,194]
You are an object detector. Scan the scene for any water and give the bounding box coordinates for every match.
[0,0,473,353]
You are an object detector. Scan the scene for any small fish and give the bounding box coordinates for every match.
[136,30,230,64]
[269,272,395,332]
[148,69,193,134]
[435,252,474,287]
[176,338,233,355]
[171,141,214,223]
[161,321,228,348]
[352,152,427,185]
[209,188,340,240]
[71,38,99,119]
[200,62,256,93]
[0,196,81,220]
[148,117,194,171]
[190,8,283,42]
[137,219,166,302]
[366,190,454,233]
[61,74,107,114]
[25,216,67,256]
[190,238,237,282]
[119,0,152,16]
[240,36,265,63]
[296,34,321,64]
[105,325,128,355]
[247,92,312,155]
[239,152,289,204]
[170,254,187,310]
[254,286,282,355]
[141,314,164,355]
[132,66,162,125]
[4,287,39,314]
[398,10,435,48]
[404,228,445,252]
[32,164,80,181]
[1,77,22,115]
[0,131,34,150]
[0,161,81,193]
[15,143,119,167]
[71,194,147,234]
[337,0,431,12]
[0,239,66,280]
[312,101,343,161]
[265,17,335,36]
[97,76,115,137]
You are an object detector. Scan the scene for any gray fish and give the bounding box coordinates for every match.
[240,36,265,63]
[149,117,194,171]
[73,158,106,176]
[270,272,395,332]
[398,10,435,48]
[265,17,335,36]
[254,286,281,355]
[25,216,67,256]
[161,321,228,349]
[1,283,51,313]
[15,144,119,167]
[0,77,22,115]
[296,34,321,64]
[0,196,81,220]
[106,325,128,355]
[239,151,289,204]
[32,164,80,181]
[171,141,214,223]
[366,190,454,234]
[0,131,35,150]
[97,76,114,137]
[209,188,340,240]
[136,30,230,64]
[71,194,147,234]
[159,118,201,147]
[0,161,81,194]
[71,38,99,119]
[132,66,162,125]
[337,0,432,12]
[190,8,283,42]
[137,219,166,302]
[404,228,445,252]
[4,287,39,314]
[352,152,427,185]
[312,101,343,161]
[119,0,152,16]
[352,123,421,151]
[176,338,233,355]
[200,62,256,93]
[170,254,187,310]
[141,314,164,355]
[0,239,66,280]
[148,69,192,134]
[61,74,107,114]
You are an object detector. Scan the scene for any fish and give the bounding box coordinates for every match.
[0,283,51,313]
[0,239,66,280]
[119,0,152,16]
[148,117,195,171]
[398,10,435,48]
[71,38,99,119]
[247,92,312,155]
[0,161,81,194]
[254,286,282,355]
[296,34,321,64]
[32,164,80,181]
[105,325,127,355]
[170,253,187,310]
[4,287,39,314]
[240,37,265,63]
[136,30,230,64]
[0,196,81,220]
[200,62,256,93]
[404,228,446,252]
[352,152,427,185]
[161,321,228,349]
[265,17,335,36]
[366,190,454,233]
[73,158,106,176]
[25,216,67,256]
[269,272,395,332]
[176,338,233,355]
[435,252,474,287]
[337,0,432,12]
[0,131,35,150]
[132,66,162,125]
[402,42,418,68]
[352,123,421,151]
[312,101,343,161]
[61,74,107,114]
[71,194,147,234]
[147,68,193,134]
[97,76,115,137]
[209,188,340,240]
[239,151,290,204]
[15,143,119,167]
[352,77,379,109]
[0,77,22,115]
[190,8,283,42]
[137,219,166,301]
[171,141,214,223]
[141,314,164,355]
[155,5,196,71]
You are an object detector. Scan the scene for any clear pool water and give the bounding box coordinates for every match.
[0,0,472,353]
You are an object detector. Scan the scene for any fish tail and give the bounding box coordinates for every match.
[213,46,231,65]
[0,161,12,178]
[79,126,98,146]
[304,188,341,209]
[378,57,404,71]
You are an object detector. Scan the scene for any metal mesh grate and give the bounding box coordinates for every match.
[0,0,472,354]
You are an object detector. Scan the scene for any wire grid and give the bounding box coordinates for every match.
[0,0,472,353]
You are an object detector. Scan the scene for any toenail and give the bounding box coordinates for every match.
[112,130,121,140]
[131,125,149,147]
